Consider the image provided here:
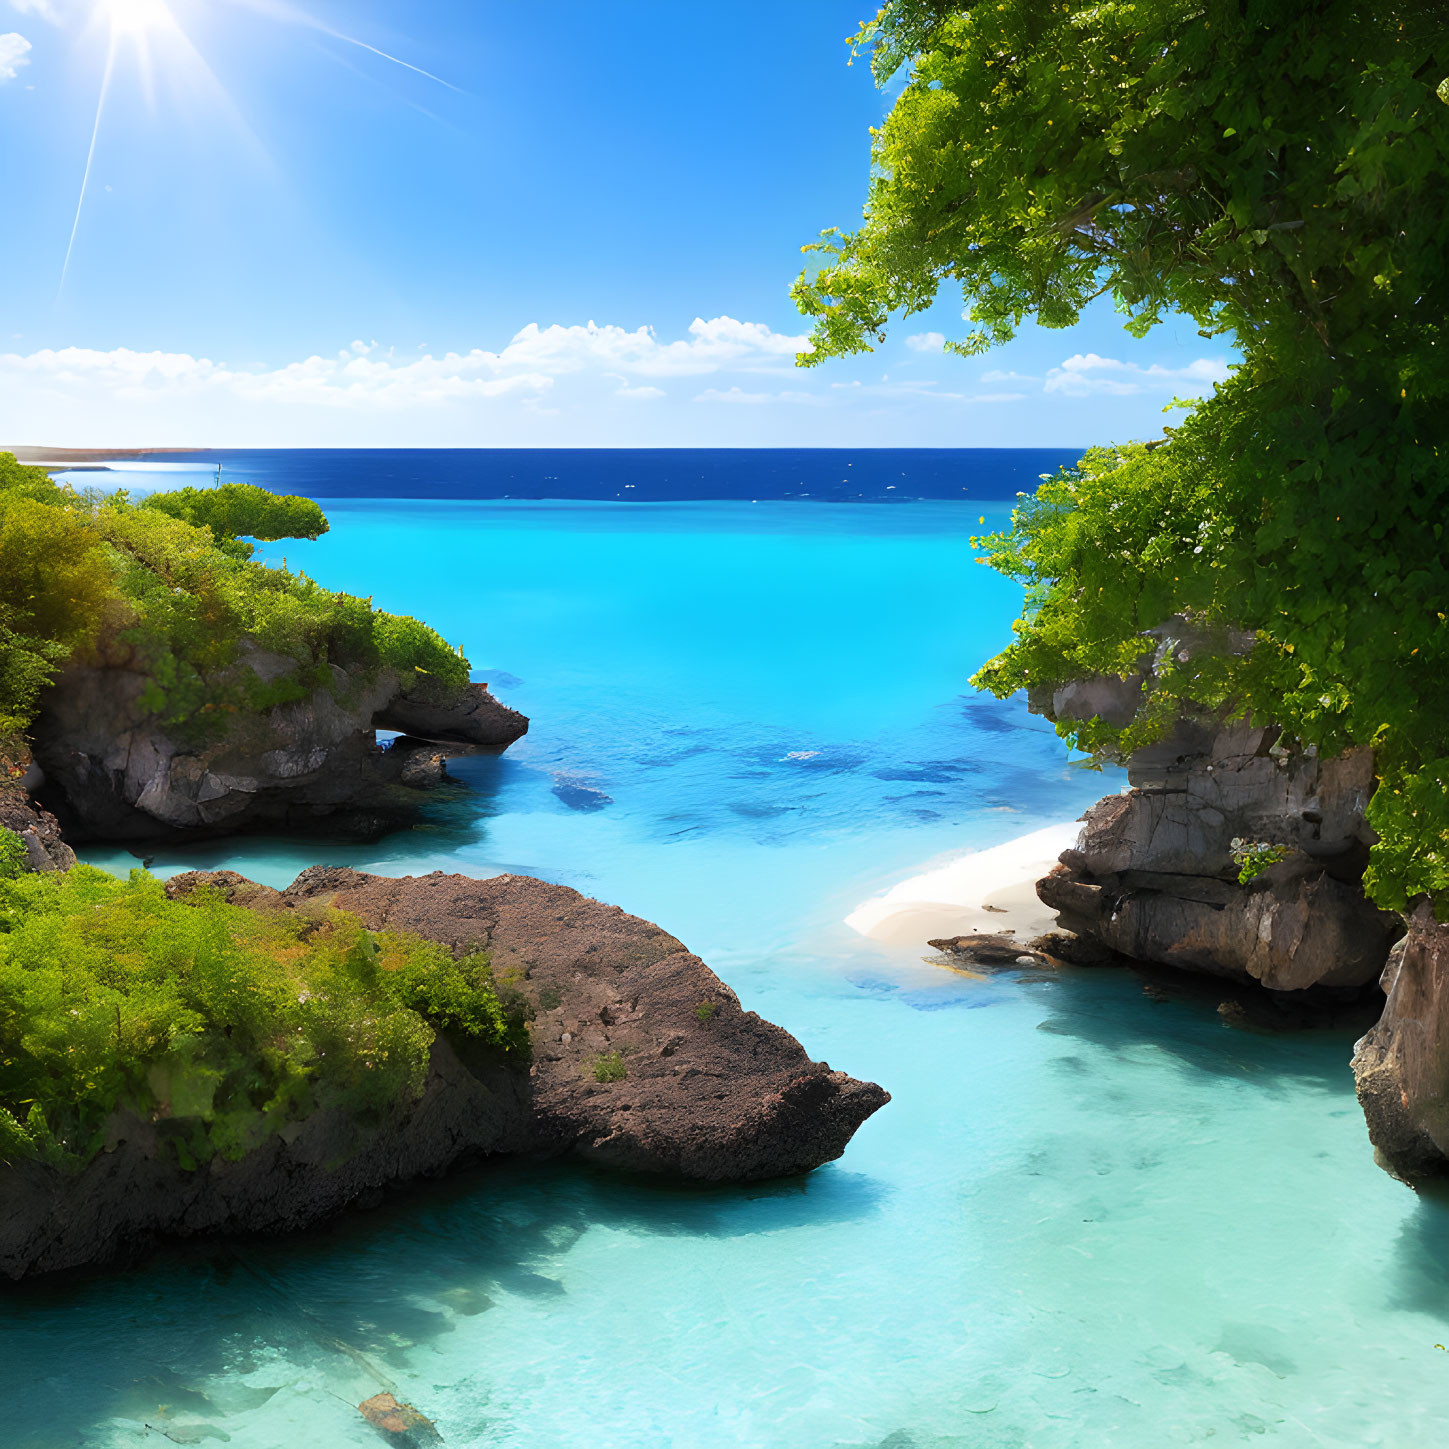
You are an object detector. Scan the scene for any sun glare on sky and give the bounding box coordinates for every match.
[99,0,174,37]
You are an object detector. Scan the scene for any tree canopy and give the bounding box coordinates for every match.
[796,0,1449,908]
[141,481,330,554]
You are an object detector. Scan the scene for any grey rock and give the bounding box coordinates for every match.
[0,758,75,872]
[1028,650,1394,992]
[1353,903,1449,1182]
[31,663,527,842]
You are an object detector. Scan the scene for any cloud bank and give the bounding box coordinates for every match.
[0,30,31,80]
[0,317,1232,447]
[1044,353,1232,396]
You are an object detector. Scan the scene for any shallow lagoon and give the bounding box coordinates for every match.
[13,500,1449,1447]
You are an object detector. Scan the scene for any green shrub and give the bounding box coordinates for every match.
[0,865,527,1169]
[0,829,26,880]
[693,1000,719,1024]
[1229,839,1294,886]
[0,452,471,736]
[591,1051,627,1083]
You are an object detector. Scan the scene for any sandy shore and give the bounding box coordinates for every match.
[845,820,1082,948]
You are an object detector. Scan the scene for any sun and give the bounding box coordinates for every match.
[99,0,174,36]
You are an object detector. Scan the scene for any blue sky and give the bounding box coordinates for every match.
[0,0,1234,447]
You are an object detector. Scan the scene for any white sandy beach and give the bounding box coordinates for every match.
[845,820,1083,947]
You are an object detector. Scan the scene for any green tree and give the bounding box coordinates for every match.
[796,1,1449,909]
[142,482,330,556]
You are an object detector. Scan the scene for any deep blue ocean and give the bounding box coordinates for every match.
[8,452,1449,1448]
[69,446,1080,503]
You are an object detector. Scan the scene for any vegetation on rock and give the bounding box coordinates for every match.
[0,865,527,1169]
[0,451,468,742]
[796,0,1449,910]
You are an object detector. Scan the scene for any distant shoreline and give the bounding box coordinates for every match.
[3,446,213,465]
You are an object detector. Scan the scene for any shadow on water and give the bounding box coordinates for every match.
[94,755,543,883]
[1387,1180,1449,1325]
[1019,963,1372,1091]
[3,1157,888,1447]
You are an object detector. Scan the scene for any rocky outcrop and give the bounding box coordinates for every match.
[31,658,527,842]
[0,868,888,1279]
[1353,903,1449,1182]
[0,757,75,872]
[1038,721,1398,991]
[1029,628,1398,993]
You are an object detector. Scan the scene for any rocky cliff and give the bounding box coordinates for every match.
[1028,639,1397,995]
[31,656,527,842]
[1352,904,1449,1183]
[0,867,888,1279]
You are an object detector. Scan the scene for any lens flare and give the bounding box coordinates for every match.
[60,0,457,296]
[100,0,174,35]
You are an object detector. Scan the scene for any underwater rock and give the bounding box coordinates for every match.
[30,662,527,843]
[1353,903,1449,1182]
[359,1393,442,1443]
[0,868,887,1279]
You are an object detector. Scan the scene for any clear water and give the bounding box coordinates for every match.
[10,498,1449,1448]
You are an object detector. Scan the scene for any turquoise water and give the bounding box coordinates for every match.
[12,501,1449,1447]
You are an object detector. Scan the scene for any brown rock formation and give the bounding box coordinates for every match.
[279,867,888,1182]
[0,868,887,1279]
[31,659,527,842]
[0,756,75,872]
[1353,903,1449,1182]
[1029,643,1397,992]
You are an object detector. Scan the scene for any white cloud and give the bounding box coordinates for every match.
[0,344,554,410]
[497,315,810,378]
[1044,353,1231,397]
[832,378,1025,405]
[0,31,32,81]
[0,317,815,418]
[8,1,55,21]
[692,386,823,406]
[981,369,1038,384]
[905,331,946,353]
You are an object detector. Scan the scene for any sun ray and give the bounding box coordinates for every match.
[224,0,461,92]
[59,38,116,298]
[59,0,446,295]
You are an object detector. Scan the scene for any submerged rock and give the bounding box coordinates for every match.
[0,868,887,1280]
[31,663,527,842]
[359,1393,442,1443]
[1353,903,1449,1182]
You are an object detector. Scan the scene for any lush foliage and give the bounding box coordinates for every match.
[797,1,1449,909]
[142,482,329,558]
[0,865,527,1169]
[0,829,27,881]
[0,453,468,739]
[0,456,118,735]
